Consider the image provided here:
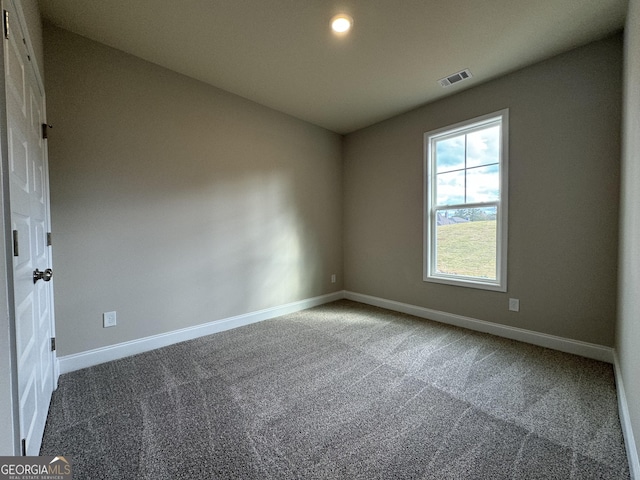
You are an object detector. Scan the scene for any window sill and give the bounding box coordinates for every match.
[424,274,506,292]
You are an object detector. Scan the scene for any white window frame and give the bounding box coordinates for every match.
[423,109,509,292]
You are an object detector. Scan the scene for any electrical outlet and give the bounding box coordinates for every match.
[103,311,117,328]
[331,274,336,283]
[508,298,520,312]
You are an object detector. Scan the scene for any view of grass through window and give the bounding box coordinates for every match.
[435,207,497,279]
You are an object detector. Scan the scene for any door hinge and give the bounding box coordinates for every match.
[21,438,26,456]
[51,337,56,352]
[47,232,52,246]
[42,123,52,139]
[3,10,9,40]
[12,230,19,256]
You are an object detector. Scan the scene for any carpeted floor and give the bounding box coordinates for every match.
[41,300,630,479]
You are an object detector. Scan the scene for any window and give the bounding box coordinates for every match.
[424,110,508,291]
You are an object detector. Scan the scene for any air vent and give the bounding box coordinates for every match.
[438,69,473,88]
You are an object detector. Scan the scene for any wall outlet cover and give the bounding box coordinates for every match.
[508,298,520,312]
[103,311,117,328]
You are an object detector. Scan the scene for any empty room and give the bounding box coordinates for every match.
[1,0,639,478]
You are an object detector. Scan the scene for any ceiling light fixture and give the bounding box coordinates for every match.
[331,14,353,34]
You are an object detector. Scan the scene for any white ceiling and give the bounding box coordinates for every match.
[38,0,627,134]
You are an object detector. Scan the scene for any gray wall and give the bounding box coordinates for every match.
[617,0,640,467]
[343,35,622,346]
[44,25,343,356]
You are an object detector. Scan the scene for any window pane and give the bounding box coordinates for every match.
[435,207,497,280]
[435,135,465,173]
[425,110,507,291]
[436,170,464,205]
[466,125,500,168]
[466,164,499,203]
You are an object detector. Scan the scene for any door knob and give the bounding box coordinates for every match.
[33,268,53,284]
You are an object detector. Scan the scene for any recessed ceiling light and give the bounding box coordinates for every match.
[331,14,353,34]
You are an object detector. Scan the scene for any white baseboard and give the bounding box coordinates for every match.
[56,288,635,475]
[58,289,615,371]
[344,291,614,363]
[58,291,345,374]
[53,354,60,389]
[614,353,640,480]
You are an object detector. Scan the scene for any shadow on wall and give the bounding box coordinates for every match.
[205,171,307,316]
[113,170,313,329]
[54,166,322,353]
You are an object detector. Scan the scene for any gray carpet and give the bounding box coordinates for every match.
[41,300,630,479]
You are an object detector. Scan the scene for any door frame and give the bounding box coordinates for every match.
[0,1,20,455]
[0,0,54,456]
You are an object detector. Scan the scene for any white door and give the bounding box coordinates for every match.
[4,1,56,456]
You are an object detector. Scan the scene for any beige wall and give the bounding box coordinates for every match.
[618,0,640,468]
[43,25,343,356]
[344,35,622,346]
